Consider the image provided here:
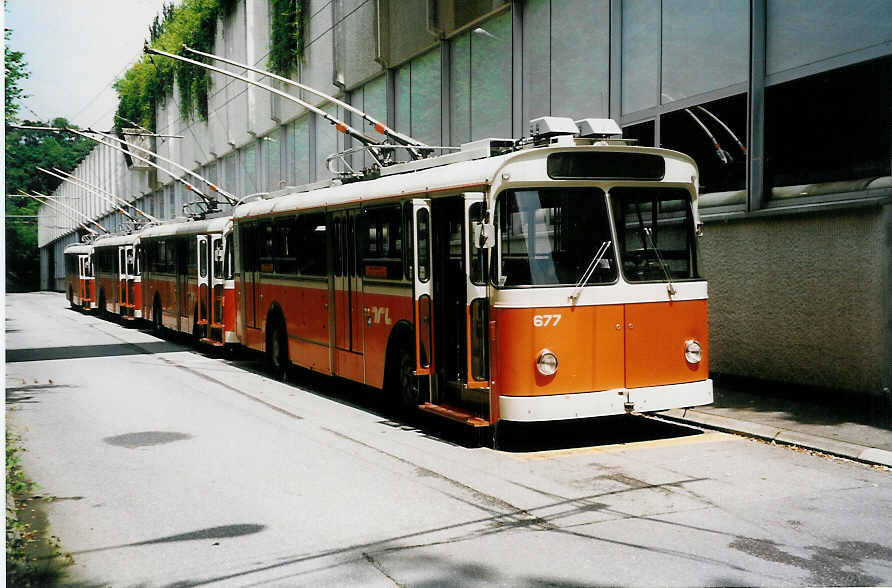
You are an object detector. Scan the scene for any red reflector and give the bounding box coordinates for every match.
[336,123,347,133]
[209,184,218,192]
[374,123,386,134]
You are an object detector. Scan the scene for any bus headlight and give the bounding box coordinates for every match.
[537,349,558,376]
[684,339,702,364]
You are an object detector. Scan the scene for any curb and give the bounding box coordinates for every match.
[660,408,892,468]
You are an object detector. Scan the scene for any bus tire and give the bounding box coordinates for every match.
[152,296,163,334]
[397,348,422,412]
[267,317,289,381]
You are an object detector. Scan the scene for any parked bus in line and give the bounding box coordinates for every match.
[229,119,712,427]
[63,243,95,310]
[64,115,712,433]
[139,216,236,346]
[92,233,141,320]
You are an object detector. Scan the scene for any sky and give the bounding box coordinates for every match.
[5,0,170,129]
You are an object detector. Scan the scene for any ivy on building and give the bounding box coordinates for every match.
[268,0,308,77]
[114,0,236,131]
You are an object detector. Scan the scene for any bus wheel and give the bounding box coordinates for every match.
[152,299,163,334]
[397,350,422,411]
[267,321,289,381]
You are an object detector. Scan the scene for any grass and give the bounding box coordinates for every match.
[6,427,73,586]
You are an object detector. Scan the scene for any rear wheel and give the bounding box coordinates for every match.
[267,320,289,381]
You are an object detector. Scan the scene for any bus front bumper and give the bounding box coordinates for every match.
[498,379,713,422]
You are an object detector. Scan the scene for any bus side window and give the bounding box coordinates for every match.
[469,202,487,286]
[361,204,402,280]
[295,213,327,276]
[224,234,234,280]
[404,201,413,280]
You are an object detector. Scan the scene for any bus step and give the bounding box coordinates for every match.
[199,337,225,347]
[420,403,489,427]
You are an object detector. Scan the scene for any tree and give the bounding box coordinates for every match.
[5,30,95,291]
[5,28,30,122]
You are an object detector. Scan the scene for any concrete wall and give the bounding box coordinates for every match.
[702,204,891,397]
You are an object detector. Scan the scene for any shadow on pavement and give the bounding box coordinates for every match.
[6,341,190,363]
[712,375,892,430]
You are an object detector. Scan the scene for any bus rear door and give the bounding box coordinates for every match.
[196,235,210,338]
[208,234,225,344]
[331,209,364,382]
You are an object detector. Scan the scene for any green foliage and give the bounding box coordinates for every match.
[6,429,70,586]
[5,28,30,122]
[114,0,226,130]
[5,118,95,291]
[268,0,308,77]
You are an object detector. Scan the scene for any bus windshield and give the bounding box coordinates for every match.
[609,187,699,282]
[495,188,616,287]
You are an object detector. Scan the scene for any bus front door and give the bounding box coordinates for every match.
[412,199,434,404]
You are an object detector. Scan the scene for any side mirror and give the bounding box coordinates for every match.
[472,222,495,249]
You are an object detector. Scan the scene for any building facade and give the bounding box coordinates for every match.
[39,0,892,402]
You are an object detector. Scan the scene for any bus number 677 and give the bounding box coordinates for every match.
[533,314,562,327]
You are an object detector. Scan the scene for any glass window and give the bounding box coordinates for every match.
[199,238,208,279]
[357,75,387,169]
[522,0,550,125]
[395,49,442,154]
[274,217,298,275]
[295,213,327,276]
[291,115,310,186]
[661,0,748,102]
[259,222,274,273]
[495,189,616,287]
[452,10,512,143]
[765,57,891,199]
[469,202,487,286]
[224,152,237,194]
[361,205,403,280]
[767,0,892,76]
[550,0,609,120]
[416,208,430,283]
[472,10,511,140]
[610,188,698,282]
[316,104,339,181]
[622,0,660,115]
[265,129,282,191]
[622,120,655,147]
[660,93,747,195]
[241,143,257,195]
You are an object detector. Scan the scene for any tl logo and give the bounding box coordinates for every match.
[370,306,392,325]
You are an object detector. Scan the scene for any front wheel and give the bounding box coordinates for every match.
[397,350,423,411]
[267,321,289,381]
[152,299,163,334]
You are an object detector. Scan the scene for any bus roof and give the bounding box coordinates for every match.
[233,144,699,221]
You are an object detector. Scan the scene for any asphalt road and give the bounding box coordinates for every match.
[6,292,892,587]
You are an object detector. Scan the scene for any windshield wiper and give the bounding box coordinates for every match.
[642,227,677,297]
[569,240,611,304]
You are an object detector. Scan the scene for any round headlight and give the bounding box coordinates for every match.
[684,339,702,364]
[537,349,558,376]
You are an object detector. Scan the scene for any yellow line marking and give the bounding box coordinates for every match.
[503,431,736,460]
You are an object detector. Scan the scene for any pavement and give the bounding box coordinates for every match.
[662,378,892,468]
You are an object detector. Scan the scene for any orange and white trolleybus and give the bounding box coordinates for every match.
[231,116,712,429]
